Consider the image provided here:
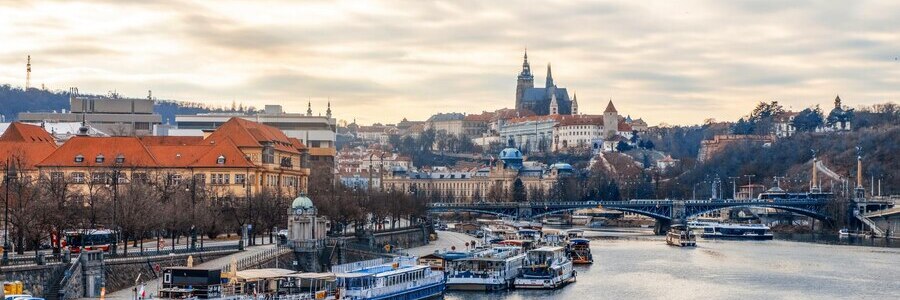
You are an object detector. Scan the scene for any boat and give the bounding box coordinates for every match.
[514,246,576,289]
[665,225,696,247]
[445,246,526,291]
[567,238,593,264]
[565,229,584,239]
[541,229,565,246]
[700,223,773,240]
[333,257,445,300]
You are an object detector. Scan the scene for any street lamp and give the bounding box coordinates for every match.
[188,172,197,251]
[3,159,18,265]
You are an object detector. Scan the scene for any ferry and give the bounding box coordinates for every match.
[665,225,697,247]
[567,238,593,264]
[699,223,773,240]
[571,215,593,226]
[514,247,576,289]
[333,257,445,300]
[565,229,585,239]
[445,246,526,291]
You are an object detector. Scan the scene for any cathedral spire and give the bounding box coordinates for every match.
[519,49,532,77]
[545,63,554,87]
[572,92,578,115]
[307,100,312,116]
[326,99,332,118]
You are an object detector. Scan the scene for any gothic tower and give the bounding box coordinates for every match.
[515,50,534,110]
[549,93,559,115]
[603,99,619,138]
[571,93,578,115]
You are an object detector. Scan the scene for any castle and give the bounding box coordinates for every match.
[514,50,576,116]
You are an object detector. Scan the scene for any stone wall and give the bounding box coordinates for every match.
[372,226,429,250]
[0,264,68,298]
[103,250,237,293]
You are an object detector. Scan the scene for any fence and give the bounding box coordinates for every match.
[56,253,84,300]
[221,246,291,273]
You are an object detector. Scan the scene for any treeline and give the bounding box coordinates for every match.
[0,85,260,124]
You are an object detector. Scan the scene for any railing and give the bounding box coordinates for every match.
[106,244,240,259]
[330,257,392,273]
[1,252,66,267]
[221,246,290,272]
[56,253,84,300]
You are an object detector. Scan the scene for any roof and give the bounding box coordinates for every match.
[604,100,618,113]
[493,108,535,120]
[618,121,633,132]
[204,118,298,154]
[0,122,55,143]
[37,136,159,168]
[427,112,465,122]
[464,112,494,122]
[557,115,603,127]
[235,268,296,280]
[139,136,204,146]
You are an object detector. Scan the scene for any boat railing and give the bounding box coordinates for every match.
[331,257,393,273]
[362,273,443,297]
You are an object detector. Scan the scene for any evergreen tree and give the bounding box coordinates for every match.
[512,178,527,203]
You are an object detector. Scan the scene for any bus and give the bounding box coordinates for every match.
[62,229,117,253]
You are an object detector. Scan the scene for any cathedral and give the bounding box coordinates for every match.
[515,50,577,116]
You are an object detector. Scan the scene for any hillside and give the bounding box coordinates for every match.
[0,84,253,124]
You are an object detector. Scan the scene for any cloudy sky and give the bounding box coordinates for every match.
[1,0,898,125]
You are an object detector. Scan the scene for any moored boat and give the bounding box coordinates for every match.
[445,246,526,291]
[700,223,773,240]
[567,238,593,264]
[333,257,445,300]
[514,246,576,289]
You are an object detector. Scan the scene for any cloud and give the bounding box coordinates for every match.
[0,0,898,125]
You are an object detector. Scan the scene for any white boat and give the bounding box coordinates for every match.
[446,246,526,291]
[699,223,773,240]
[666,225,697,247]
[571,215,592,226]
[513,246,576,289]
[333,257,445,300]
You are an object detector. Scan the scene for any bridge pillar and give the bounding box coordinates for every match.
[516,205,532,220]
[654,219,672,235]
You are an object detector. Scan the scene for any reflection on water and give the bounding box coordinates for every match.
[775,232,897,248]
[444,239,900,300]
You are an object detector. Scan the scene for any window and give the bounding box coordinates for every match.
[217,155,226,165]
[95,154,105,163]
[168,174,182,185]
[193,173,206,184]
[115,155,125,164]
[262,145,275,164]
[74,155,84,163]
[50,172,64,181]
[132,173,148,183]
[71,172,85,184]
[91,172,106,184]
[235,174,246,185]
[116,172,127,184]
[211,174,230,185]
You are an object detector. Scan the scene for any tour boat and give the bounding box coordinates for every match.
[700,223,773,240]
[445,246,526,291]
[333,257,445,300]
[514,246,576,289]
[567,238,593,264]
[665,225,697,247]
[571,215,593,226]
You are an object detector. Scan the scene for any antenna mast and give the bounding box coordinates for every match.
[26,55,32,90]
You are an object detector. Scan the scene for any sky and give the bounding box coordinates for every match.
[1,0,899,126]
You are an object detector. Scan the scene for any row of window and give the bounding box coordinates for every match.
[75,154,229,165]
[54,172,249,185]
[382,269,428,287]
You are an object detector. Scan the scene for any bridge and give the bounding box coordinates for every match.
[427,198,832,234]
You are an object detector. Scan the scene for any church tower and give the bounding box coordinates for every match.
[603,99,619,138]
[515,50,534,110]
[545,63,554,88]
[572,93,579,115]
[549,93,559,115]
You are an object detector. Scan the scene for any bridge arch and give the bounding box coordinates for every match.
[531,206,672,221]
[685,204,831,222]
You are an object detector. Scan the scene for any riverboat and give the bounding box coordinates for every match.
[333,257,445,300]
[445,246,526,291]
[514,246,576,289]
[665,225,696,247]
[699,223,773,240]
[567,238,593,264]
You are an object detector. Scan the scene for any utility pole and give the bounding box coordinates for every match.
[25,55,31,90]
[3,159,17,265]
[744,174,756,199]
[728,177,740,199]
[190,170,197,251]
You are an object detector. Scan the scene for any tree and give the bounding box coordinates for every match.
[747,101,785,134]
[792,106,824,132]
[732,118,755,134]
[826,106,853,130]
[512,178,526,203]
[616,140,631,152]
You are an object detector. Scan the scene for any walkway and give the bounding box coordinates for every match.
[103,244,276,300]
[408,230,477,257]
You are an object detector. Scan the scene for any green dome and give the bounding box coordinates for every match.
[291,195,314,209]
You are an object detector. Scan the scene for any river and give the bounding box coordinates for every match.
[443,235,900,300]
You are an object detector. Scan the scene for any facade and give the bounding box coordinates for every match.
[462,112,492,137]
[383,148,574,202]
[498,100,635,153]
[514,51,575,116]
[335,146,414,189]
[18,93,162,136]
[426,113,466,136]
[33,117,310,198]
[553,115,604,150]
[287,195,328,242]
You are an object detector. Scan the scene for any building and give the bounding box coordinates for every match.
[171,104,336,173]
[33,117,310,198]
[335,146,414,189]
[383,147,575,202]
[773,95,853,138]
[499,100,635,153]
[18,92,162,136]
[514,51,575,116]
[425,113,466,136]
[1,122,109,142]
[553,115,604,150]
[462,112,492,137]
[0,122,59,178]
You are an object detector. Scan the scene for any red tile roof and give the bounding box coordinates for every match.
[0,122,55,143]
[37,136,159,168]
[205,118,298,154]
[139,136,204,146]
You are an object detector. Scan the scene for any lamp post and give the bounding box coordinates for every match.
[107,169,120,256]
[3,159,18,265]
[189,171,197,251]
[744,174,756,199]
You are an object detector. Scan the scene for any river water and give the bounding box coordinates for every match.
[444,236,900,300]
